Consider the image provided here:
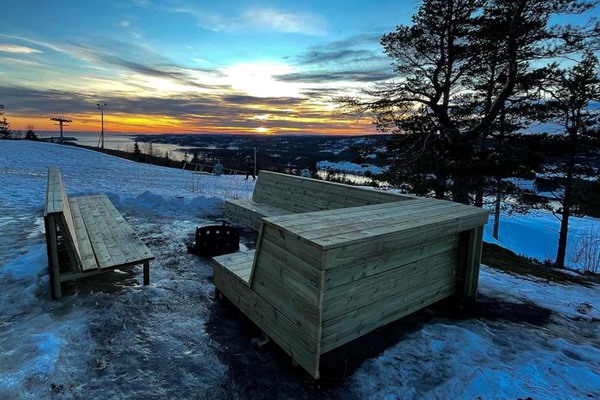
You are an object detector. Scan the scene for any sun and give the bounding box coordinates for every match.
[255,127,270,134]
[221,61,301,98]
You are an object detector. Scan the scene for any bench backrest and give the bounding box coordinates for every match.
[252,171,412,212]
[44,167,83,269]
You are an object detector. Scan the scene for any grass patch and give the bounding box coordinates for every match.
[481,242,599,285]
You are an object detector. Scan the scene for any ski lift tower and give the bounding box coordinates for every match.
[97,103,107,151]
[50,117,72,144]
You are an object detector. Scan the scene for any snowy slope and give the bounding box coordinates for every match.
[0,141,599,399]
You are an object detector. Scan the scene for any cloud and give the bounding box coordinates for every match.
[296,49,383,66]
[276,32,394,85]
[0,34,69,55]
[66,40,224,91]
[170,5,327,36]
[0,57,43,67]
[223,95,305,106]
[241,8,327,36]
[0,44,42,54]
[0,83,364,134]
[277,69,395,83]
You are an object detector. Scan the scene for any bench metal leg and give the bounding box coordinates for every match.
[143,261,150,285]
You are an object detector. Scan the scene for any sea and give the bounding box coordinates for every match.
[36,131,189,161]
[35,131,385,185]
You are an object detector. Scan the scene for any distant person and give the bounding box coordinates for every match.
[300,167,311,178]
[213,160,224,176]
[244,155,256,180]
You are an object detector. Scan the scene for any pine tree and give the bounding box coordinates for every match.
[25,125,37,140]
[0,104,11,139]
[133,140,142,160]
[539,52,600,267]
[337,0,597,205]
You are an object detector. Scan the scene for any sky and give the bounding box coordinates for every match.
[0,0,419,135]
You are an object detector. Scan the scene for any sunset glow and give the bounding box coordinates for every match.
[0,1,416,135]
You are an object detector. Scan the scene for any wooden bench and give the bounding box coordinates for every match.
[225,171,415,230]
[43,167,154,299]
[213,172,489,379]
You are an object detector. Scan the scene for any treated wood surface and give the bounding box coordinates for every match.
[253,171,414,209]
[213,264,321,378]
[44,167,154,299]
[265,200,488,250]
[212,250,254,284]
[225,171,416,228]
[213,169,489,379]
[71,195,154,270]
[224,200,291,230]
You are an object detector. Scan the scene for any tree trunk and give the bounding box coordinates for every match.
[475,183,484,208]
[555,188,571,268]
[452,172,471,205]
[493,180,502,240]
[555,133,576,268]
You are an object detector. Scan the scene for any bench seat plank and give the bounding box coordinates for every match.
[68,196,99,271]
[73,195,153,269]
[213,250,255,285]
[44,167,154,299]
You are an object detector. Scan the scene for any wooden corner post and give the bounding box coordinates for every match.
[456,226,484,305]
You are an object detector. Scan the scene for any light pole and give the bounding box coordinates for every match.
[97,103,106,151]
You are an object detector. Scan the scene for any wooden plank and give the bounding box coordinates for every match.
[254,172,413,205]
[321,280,456,353]
[75,195,153,269]
[57,215,84,272]
[321,214,485,269]
[94,196,154,261]
[314,211,489,250]
[265,201,454,241]
[251,253,322,339]
[264,198,433,231]
[213,267,322,378]
[45,167,65,215]
[260,224,324,270]
[282,202,481,240]
[68,197,98,271]
[252,178,408,212]
[322,251,458,319]
[76,196,127,268]
[224,200,292,230]
[258,238,322,293]
[324,235,460,288]
[212,251,255,285]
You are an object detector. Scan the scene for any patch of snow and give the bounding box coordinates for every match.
[317,160,385,175]
[0,140,598,399]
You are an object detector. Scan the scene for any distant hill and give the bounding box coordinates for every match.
[134,133,390,174]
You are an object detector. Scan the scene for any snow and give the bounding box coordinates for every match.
[484,210,600,270]
[316,160,386,175]
[1,140,599,399]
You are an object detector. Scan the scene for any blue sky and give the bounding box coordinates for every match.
[0,0,418,134]
[0,1,597,135]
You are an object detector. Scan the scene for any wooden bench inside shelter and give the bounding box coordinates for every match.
[213,171,489,379]
[44,167,154,299]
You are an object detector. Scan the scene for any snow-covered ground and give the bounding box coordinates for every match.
[1,141,599,399]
